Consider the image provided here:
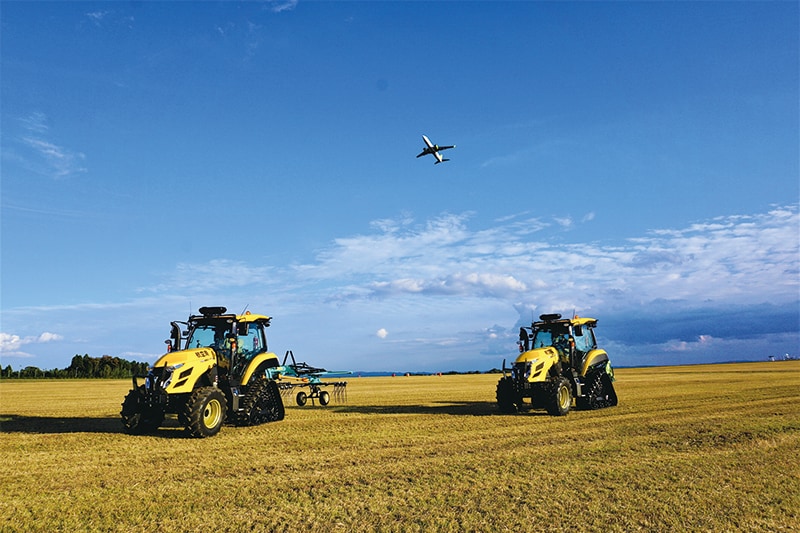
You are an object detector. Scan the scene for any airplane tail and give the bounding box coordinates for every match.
[435,159,450,165]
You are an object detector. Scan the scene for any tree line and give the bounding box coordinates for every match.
[1,354,150,379]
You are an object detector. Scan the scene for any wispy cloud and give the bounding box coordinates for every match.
[149,259,278,293]
[268,0,299,13]
[16,112,87,178]
[296,206,799,312]
[83,10,134,29]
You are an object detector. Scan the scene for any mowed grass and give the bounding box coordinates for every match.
[1,362,798,532]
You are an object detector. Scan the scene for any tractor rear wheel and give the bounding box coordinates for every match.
[185,387,227,438]
[238,378,286,426]
[578,371,618,410]
[496,377,521,413]
[120,387,164,434]
[546,377,572,416]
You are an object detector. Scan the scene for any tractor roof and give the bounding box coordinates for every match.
[532,313,597,329]
[190,306,271,325]
[237,311,271,323]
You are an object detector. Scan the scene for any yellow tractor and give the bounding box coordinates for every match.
[496,313,618,416]
[121,306,285,437]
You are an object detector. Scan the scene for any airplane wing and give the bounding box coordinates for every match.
[416,150,430,158]
[437,145,455,151]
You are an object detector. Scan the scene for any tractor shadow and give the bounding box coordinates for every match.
[331,401,549,417]
[0,414,124,434]
[0,413,188,437]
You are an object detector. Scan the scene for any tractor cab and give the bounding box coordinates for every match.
[519,314,599,373]
[181,306,273,384]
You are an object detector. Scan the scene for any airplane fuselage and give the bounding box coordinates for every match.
[416,134,454,164]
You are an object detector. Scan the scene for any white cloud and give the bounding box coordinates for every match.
[376,328,388,339]
[0,331,64,357]
[295,205,799,313]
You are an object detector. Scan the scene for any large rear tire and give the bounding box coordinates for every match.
[120,387,164,434]
[546,377,572,416]
[185,387,227,438]
[238,379,285,426]
[496,377,521,413]
[578,371,618,410]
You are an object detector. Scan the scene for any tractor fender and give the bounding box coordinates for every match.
[240,352,281,384]
[580,349,610,377]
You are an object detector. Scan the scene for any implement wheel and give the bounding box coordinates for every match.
[319,390,330,406]
[296,391,308,406]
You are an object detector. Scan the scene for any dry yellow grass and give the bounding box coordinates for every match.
[1,361,799,532]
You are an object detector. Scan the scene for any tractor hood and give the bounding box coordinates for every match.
[153,347,216,369]
[148,347,218,394]
[510,346,561,383]
[514,346,559,364]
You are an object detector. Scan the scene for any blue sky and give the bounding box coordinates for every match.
[1,1,798,373]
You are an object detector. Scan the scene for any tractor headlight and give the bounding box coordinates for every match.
[512,362,531,381]
[160,363,184,390]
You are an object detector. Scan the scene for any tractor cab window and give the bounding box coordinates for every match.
[236,322,267,360]
[572,325,596,354]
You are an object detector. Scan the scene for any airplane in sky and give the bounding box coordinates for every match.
[416,134,455,164]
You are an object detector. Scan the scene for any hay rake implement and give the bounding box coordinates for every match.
[267,350,351,406]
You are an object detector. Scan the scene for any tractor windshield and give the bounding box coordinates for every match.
[531,330,553,349]
[187,322,230,350]
[532,325,570,349]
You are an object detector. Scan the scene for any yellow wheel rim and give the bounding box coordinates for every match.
[203,398,223,428]
[558,386,570,409]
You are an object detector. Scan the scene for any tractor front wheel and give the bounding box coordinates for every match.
[120,387,164,435]
[185,387,227,438]
[546,377,572,416]
[496,377,521,413]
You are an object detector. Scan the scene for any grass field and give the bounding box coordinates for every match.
[1,361,798,532]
